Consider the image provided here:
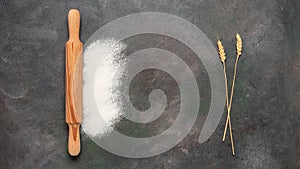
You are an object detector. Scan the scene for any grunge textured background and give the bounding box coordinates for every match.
[0,0,299,168]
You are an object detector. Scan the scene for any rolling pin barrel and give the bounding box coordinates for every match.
[66,9,82,156]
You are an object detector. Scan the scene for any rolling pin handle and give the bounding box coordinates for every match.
[68,123,80,156]
[68,9,80,41]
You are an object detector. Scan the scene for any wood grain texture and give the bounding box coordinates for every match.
[65,9,82,156]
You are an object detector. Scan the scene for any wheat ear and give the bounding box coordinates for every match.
[222,34,242,154]
[236,33,242,57]
[217,40,235,155]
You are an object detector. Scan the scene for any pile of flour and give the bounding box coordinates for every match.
[82,39,127,137]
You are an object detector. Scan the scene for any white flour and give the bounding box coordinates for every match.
[82,39,127,138]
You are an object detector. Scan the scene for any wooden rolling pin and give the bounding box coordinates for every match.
[65,9,82,156]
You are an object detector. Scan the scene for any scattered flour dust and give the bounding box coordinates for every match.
[82,39,127,138]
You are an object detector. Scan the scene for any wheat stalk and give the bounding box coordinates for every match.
[222,33,243,156]
[217,40,235,155]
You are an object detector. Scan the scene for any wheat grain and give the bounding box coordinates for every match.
[217,40,226,63]
[236,33,242,57]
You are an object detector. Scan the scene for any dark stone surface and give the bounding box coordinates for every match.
[0,0,299,168]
